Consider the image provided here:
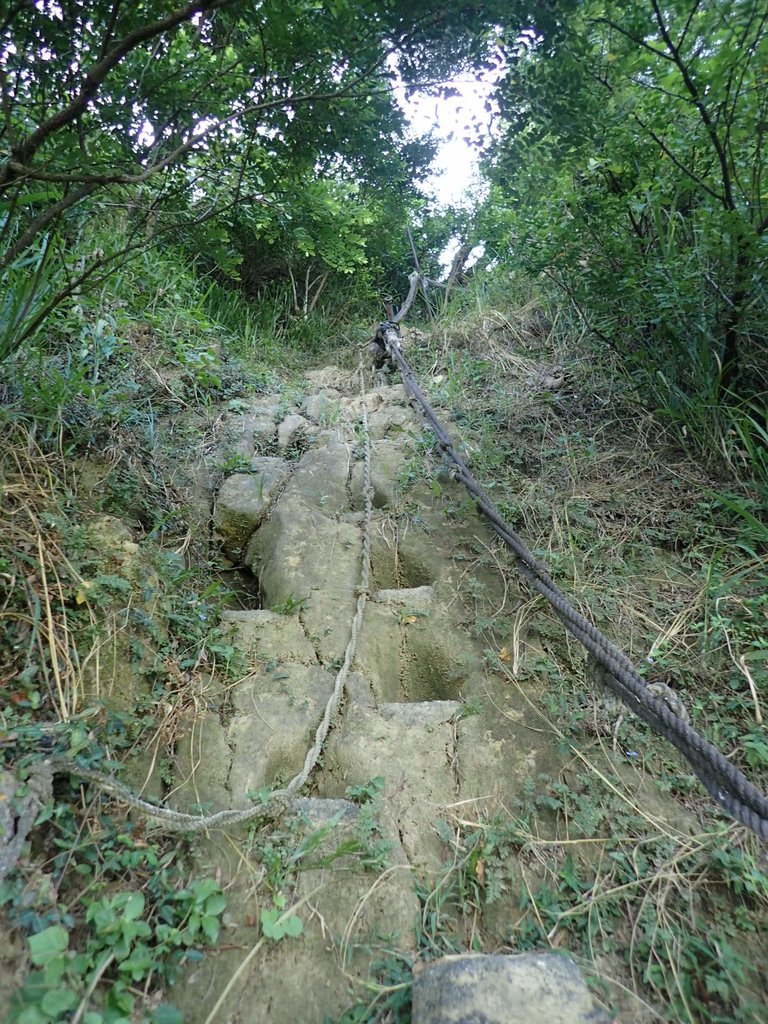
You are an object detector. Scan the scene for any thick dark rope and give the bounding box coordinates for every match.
[376,321,768,841]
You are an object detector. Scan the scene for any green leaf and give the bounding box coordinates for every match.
[41,988,79,1016]
[105,979,134,1014]
[150,1006,184,1024]
[260,907,303,941]
[15,1007,49,1024]
[117,942,153,982]
[190,878,219,902]
[203,893,226,917]
[260,908,281,939]
[120,919,151,942]
[282,915,304,938]
[33,801,55,826]
[87,902,117,933]
[28,926,69,966]
[200,915,221,943]
[120,892,145,925]
[42,955,68,986]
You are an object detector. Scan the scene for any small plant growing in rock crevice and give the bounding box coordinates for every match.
[344,776,393,872]
[270,593,309,616]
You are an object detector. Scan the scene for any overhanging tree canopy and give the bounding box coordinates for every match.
[479,0,767,398]
[1,0,509,353]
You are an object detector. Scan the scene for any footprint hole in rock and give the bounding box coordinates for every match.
[399,637,464,703]
[371,543,433,590]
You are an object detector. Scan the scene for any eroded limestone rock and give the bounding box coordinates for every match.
[226,396,281,455]
[321,700,462,868]
[277,413,312,454]
[246,496,361,662]
[220,609,318,666]
[226,662,336,802]
[350,441,410,509]
[173,710,232,813]
[345,383,409,414]
[214,457,290,558]
[234,412,277,457]
[457,711,539,806]
[412,953,611,1024]
[280,437,351,514]
[303,365,356,391]
[80,515,163,710]
[366,403,414,440]
[354,587,475,704]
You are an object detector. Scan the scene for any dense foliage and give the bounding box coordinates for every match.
[478,0,767,457]
[2,0,766,463]
[1,0,506,353]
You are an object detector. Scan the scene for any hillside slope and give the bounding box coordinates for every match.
[1,286,767,1023]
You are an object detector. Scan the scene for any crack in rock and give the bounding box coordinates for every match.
[448,714,461,799]
[297,602,322,665]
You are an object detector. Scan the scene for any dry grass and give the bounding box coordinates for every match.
[397,292,768,1022]
[413,294,763,720]
[0,425,95,722]
[0,416,232,773]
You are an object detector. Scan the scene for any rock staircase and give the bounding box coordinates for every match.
[170,366,607,1023]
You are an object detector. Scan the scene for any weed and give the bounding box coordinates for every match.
[336,951,412,1024]
[458,696,484,719]
[260,893,304,942]
[271,594,309,616]
[3,807,225,1024]
[427,794,768,1022]
[345,777,394,872]
[218,452,253,475]
[0,241,269,1018]
[391,287,768,1021]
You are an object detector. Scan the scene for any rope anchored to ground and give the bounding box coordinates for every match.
[373,317,768,842]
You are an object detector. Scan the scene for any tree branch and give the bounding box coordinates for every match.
[393,271,420,323]
[676,0,701,52]
[2,79,393,189]
[590,17,676,64]
[650,0,735,211]
[575,47,727,206]
[1,0,232,186]
[0,184,97,271]
[631,112,725,204]
[99,0,124,61]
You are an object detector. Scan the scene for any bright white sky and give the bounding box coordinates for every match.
[393,69,499,208]
[393,74,498,270]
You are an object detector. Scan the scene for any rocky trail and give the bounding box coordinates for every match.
[161,362,690,1023]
